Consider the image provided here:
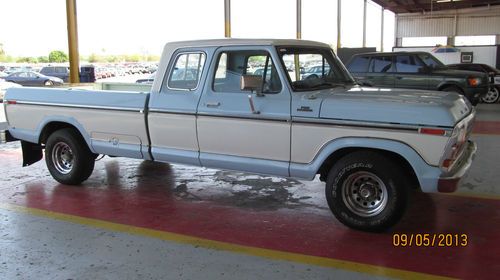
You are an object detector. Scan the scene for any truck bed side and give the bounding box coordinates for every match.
[5,87,150,159]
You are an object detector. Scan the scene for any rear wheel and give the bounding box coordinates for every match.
[325,151,409,232]
[45,128,95,185]
[481,86,500,104]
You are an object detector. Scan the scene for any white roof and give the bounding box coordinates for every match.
[163,38,331,49]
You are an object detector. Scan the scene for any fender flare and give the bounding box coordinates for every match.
[289,137,441,192]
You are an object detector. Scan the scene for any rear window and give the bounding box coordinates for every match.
[369,56,393,73]
[347,56,370,73]
[40,67,54,73]
[166,52,206,91]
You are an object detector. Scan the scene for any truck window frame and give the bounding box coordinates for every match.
[211,49,283,95]
[164,51,207,92]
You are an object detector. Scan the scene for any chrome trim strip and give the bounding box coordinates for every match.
[148,108,195,116]
[197,112,290,122]
[292,117,454,132]
[13,101,143,113]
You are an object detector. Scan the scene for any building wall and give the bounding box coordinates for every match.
[396,6,500,38]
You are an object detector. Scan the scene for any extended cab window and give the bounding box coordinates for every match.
[369,56,393,73]
[394,55,425,73]
[213,50,281,94]
[167,52,206,90]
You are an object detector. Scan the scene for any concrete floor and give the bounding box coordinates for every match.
[0,103,499,279]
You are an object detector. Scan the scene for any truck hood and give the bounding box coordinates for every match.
[431,67,487,78]
[317,86,471,127]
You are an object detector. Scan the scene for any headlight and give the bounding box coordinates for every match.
[467,77,481,87]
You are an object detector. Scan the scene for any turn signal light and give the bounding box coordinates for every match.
[468,77,480,87]
[419,128,446,136]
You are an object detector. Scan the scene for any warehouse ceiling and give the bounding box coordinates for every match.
[371,0,500,13]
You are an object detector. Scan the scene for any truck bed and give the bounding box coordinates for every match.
[5,87,151,159]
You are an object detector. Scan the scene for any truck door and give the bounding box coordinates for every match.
[148,49,209,166]
[197,46,291,177]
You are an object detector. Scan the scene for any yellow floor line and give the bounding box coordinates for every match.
[0,203,455,280]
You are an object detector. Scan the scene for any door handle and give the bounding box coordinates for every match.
[206,102,221,108]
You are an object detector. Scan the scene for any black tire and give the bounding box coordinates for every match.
[481,86,500,104]
[45,128,95,185]
[325,151,409,232]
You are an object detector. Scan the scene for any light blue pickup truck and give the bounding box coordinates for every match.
[1,39,477,231]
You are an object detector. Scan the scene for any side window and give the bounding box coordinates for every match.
[213,50,281,94]
[369,56,393,73]
[395,55,425,73]
[167,52,206,90]
[348,56,370,73]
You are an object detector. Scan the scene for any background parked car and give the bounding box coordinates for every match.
[346,51,489,105]
[40,66,70,82]
[4,71,63,86]
[447,63,500,104]
[135,71,156,84]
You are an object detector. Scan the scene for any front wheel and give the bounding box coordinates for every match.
[45,128,95,185]
[44,80,54,86]
[325,151,409,232]
[481,86,500,104]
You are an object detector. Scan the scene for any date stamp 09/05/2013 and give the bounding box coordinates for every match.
[392,233,468,247]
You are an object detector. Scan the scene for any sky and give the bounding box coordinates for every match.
[0,0,395,57]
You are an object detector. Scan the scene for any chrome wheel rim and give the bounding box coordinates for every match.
[341,171,388,217]
[51,142,74,174]
[482,87,499,103]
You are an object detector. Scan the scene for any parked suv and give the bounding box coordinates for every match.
[447,63,500,104]
[346,52,489,105]
[40,66,70,83]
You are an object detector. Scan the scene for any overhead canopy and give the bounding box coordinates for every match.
[371,0,500,14]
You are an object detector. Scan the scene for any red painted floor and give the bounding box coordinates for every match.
[473,120,500,135]
[1,150,499,279]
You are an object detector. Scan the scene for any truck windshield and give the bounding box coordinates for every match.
[277,46,355,91]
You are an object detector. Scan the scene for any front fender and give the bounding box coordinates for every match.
[289,137,441,192]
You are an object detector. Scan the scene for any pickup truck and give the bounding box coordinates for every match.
[1,39,477,232]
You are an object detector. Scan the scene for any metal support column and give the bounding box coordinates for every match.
[66,0,80,84]
[380,7,384,52]
[337,0,341,50]
[224,0,231,38]
[296,0,302,39]
[362,0,367,47]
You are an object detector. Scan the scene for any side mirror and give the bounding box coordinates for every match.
[240,75,263,94]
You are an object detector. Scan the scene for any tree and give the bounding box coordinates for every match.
[16,57,38,63]
[48,50,69,63]
[37,56,49,63]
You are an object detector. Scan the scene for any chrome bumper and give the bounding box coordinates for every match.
[438,140,477,192]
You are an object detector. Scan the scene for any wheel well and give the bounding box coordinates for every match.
[438,84,464,93]
[39,122,81,144]
[318,147,419,189]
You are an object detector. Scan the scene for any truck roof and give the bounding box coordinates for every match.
[163,38,331,49]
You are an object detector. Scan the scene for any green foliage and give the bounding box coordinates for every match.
[16,57,38,63]
[48,50,69,63]
[37,56,49,63]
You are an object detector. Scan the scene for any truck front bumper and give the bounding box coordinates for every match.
[437,140,477,193]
